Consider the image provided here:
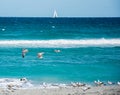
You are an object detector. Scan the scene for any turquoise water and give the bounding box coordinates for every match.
[0,17,120,84]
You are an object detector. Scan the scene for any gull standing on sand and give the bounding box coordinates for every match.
[20,77,28,83]
[108,81,114,85]
[81,86,91,91]
[22,48,28,58]
[94,80,104,86]
[117,81,120,85]
[37,52,44,59]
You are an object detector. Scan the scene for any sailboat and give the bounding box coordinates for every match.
[53,10,58,18]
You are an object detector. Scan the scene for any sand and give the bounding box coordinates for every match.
[0,85,120,95]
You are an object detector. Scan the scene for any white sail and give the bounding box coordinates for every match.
[53,10,58,18]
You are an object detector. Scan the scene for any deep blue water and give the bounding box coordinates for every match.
[0,17,120,40]
[0,17,120,84]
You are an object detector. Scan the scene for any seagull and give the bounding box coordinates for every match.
[37,52,44,59]
[81,86,91,91]
[108,81,113,85]
[76,82,86,87]
[117,81,120,85]
[22,49,28,58]
[94,80,104,86]
[20,77,28,83]
[42,82,47,88]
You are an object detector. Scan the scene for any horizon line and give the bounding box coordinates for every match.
[0,16,120,18]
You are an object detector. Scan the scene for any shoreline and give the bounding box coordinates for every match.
[0,78,120,95]
[0,85,120,95]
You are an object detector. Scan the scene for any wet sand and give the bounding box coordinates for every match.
[0,85,120,95]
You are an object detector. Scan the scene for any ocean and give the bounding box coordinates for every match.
[0,17,120,87]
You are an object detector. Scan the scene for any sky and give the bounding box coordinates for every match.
[0,0,120,17]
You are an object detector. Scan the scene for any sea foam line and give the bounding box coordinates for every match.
[0,39,120,48]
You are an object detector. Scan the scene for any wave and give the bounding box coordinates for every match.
[0,38,120,48]
[0,78,33,89]
[0,78,69,89]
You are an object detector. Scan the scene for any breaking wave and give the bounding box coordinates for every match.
[0,78,33,89]
[0,38,120,48]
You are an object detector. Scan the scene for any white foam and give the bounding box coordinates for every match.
[0,78,33,89]
[0,78,69,89]
[0,38,120,48]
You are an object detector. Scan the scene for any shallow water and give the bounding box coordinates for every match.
[0,17,120,85]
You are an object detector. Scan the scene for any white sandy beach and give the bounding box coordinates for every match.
[0,85,120,95]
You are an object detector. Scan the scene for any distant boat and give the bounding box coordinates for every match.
[53,10,58,18]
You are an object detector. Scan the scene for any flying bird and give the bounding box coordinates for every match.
[37,52,44,59]
[22,48,28,58]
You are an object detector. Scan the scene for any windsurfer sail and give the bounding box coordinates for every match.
[53,10,58,18]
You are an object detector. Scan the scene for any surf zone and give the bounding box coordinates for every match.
[0,39,120,48]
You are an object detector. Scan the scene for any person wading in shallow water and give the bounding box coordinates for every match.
[22,48,28,58]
